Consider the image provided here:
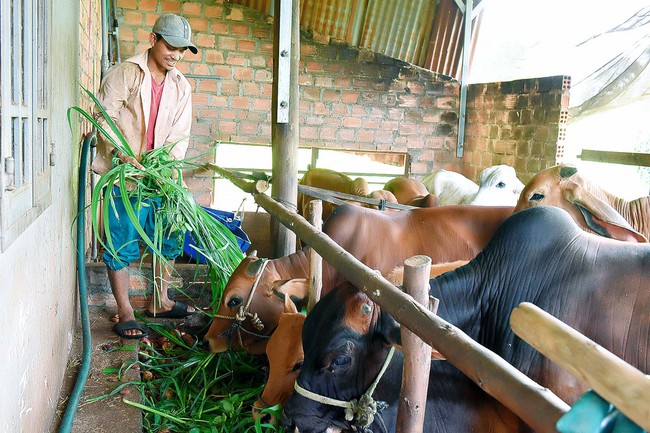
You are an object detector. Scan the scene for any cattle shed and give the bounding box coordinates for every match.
[1,0,648,432]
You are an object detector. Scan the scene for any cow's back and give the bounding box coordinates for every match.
[321,204,513,293]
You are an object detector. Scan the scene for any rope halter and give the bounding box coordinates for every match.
[213,259,271,344]
[293,346,395,430]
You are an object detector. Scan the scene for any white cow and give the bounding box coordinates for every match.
[421,165,524,206]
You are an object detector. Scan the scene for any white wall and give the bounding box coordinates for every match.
[0,2,80,432]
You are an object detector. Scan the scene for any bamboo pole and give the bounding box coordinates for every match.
[511,302,650,431]
[203,165,570,432]
[307,200,323,310]
[396,255,433,433]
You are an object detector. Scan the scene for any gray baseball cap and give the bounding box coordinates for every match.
[152,13,198,54]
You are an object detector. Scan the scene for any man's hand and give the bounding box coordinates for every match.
[114,149,145,171]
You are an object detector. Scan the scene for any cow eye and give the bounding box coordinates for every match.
[227,297,243,308]
[291,361,303,372]
[496,181,506,188]
[530,193,544,202]
[331,356,350,367]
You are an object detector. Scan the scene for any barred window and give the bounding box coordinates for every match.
[0,0,52,250]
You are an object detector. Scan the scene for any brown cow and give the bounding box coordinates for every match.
[515,164,648,242]
[383,176,437,208]
[297,168,370,220]
[203,204,515,355]
[251,260,468,424]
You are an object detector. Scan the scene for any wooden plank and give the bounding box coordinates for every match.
[396,255,433,433]
[510,302,650,431]
[307,200,323,310]
[579,149,650,167]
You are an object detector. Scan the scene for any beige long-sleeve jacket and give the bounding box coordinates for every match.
[91,50,193,175]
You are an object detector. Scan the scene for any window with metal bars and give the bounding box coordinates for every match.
[0,0,52,250]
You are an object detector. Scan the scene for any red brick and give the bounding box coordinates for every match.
[254,69,272,82]
[225,7,244,21]
[380,120,399,130]
[333,77,351,88]
[211,22,230,35]
[305,61,323,72]
[200,80,218,92]
[213,65,232,78]
[145,13,160,27]
[193,93,208,105]
[209,97,228,108]
[221,80,239,95]
[206,49,224,63]
[320,127,337,140]
[342,91,359,103]
[322,90,340,102]
[136,28,151,42]
[226,53,246,66]
[233,67,253,81]
[205,5,223,18]
[252,98,271,111]
[231,97,250,109]
[182,2,202,16]
[242,82,261,97]
[332,105,347,115]
[250,55,268,68]
[357,130,374,142]
[192,63,210,75]
[303,87,320,101]
[237,40,256,52]
[252,25,272,39]
[117,0,137,8]
[301,126,318,139]
[339,129,356,141]
[232,24,249,36]
[217,121,237,134]
[199,109,219,119]
[161,1,181,13]
[196,34,216,48]
[189,17,208,32]
[343,117,362,128]
[139,0,157,11]
[240,121,260,134]
[124,11,144,25]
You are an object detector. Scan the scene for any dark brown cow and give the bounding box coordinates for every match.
[252,260,468,424]
[297,168,370,220]
[203,204,514,354]
[515,164,648,242]
[284,206,650,432]
[383,176,437,208]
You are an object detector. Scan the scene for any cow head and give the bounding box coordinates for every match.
[252,294,305,425]
[471,165,524,206]
[283,282,402,433]
[515,164,647,242]
[204,251,310,355]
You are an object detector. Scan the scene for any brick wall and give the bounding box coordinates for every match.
[78,0,104,128]
[109,0,567,196]
[112,0,461,204]
[464,76,569,182]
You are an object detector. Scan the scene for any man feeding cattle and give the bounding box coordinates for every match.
[282,206,650,433]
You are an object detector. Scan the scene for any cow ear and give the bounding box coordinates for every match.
[564,183,647,242]
[377,310,402,346]
[269,278,310,305]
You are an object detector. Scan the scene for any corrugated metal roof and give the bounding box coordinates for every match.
[228,0,483,79]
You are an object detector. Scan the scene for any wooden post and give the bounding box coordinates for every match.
[270,0,300,258]
[396,255,433,433]
[307,200,322,310]
[511,302,650,431]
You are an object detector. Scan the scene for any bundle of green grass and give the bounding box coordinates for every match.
[69,87,243,299]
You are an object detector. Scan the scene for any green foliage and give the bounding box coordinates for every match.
[126,322,284,433]
[69,85,243,300]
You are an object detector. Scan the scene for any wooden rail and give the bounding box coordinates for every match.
[206,164,570,433]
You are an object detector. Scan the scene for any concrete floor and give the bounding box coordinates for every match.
[52,307,143,433]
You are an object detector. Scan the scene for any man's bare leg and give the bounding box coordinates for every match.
[108,267,145,337]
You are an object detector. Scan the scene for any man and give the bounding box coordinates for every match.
[91,13,199,339]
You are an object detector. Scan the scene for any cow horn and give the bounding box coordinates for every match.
[559,165,578,179]
[246,257,265,276]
